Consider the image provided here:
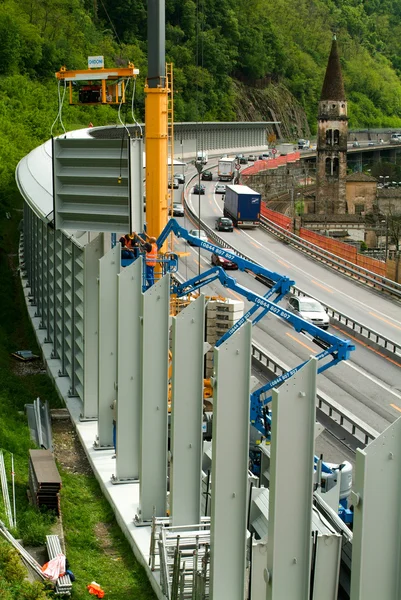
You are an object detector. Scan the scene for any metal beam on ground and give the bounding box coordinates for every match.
[95,244,120,449]
[113,257,143,482]
[266,358,317,600]
[350,416,401,600]
[136,275,170,524]
[210,322,252,600]
[170,295,205,526]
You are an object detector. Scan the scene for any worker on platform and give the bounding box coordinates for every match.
[128,233,141,258]
[119,234,135,259]
[134,232,158,287]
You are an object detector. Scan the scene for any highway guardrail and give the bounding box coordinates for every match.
[260,216,401,300]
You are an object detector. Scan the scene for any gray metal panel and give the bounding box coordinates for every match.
[350,416,401,600]
[170,295,205,526]
[83,234,103,419]
[129,138,144,233]
[53,138,139,232]
[210,322,252,600]
[97,244,120,447]
[266,358,317,600]
[138,275,170,522]
[115,257,143,480]
[313,534,342,600]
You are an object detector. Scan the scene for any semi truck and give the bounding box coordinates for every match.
[223,184,261,228]
[218,157,236,181]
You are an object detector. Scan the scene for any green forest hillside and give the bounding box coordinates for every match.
[1,0,401,200]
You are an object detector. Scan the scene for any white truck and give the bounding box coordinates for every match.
[218,157,236,181]
[196,150,208,165]
[390,133,401,144]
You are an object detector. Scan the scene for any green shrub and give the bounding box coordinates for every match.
[19,508,56,547]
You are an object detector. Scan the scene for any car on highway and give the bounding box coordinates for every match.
[215,216,234,232]
[201,170,213,181]
[239,156,248,164]
[248,154,256,161]
[193,184,206,195]
[215,183,226,194]
[188,229,208,245]
[175,173,185,184]
[352,141,360,147]
[211,250,238,270]
[173,203,184,217]
[169,178,179,189]
[287,295,329,330]
[298,139,310,150]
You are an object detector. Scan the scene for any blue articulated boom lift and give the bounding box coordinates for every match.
[156,220,355,520]
[156,220,355,422]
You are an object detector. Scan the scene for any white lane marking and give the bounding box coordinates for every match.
[189,245,210,266]
[238,228,401,327]
[342,360,401,401]
[212,191,222,213]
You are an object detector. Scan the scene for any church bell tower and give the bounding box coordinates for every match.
[315,35,348,214]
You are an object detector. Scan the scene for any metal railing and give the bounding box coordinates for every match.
[289,286,401,363]
[183,174,401,364]
[260,216,401,300]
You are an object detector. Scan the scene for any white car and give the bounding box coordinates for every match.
[215,183,226,194]
[287,295,329,330]
[188,229,208,245]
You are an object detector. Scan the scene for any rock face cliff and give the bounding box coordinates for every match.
[233,80,311,140]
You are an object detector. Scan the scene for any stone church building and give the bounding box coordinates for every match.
[315,35,348,214]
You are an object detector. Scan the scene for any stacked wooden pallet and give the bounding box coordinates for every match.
[29,450,61,515]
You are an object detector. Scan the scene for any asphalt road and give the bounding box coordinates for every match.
[170,164,401,464]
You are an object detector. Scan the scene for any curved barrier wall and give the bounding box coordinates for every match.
[17,131,105,418]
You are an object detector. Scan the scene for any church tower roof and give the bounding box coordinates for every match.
[320,35,345,101]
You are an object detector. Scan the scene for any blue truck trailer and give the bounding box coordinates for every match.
[223,184,261,228]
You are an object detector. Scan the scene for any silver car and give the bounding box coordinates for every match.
[188,229,208,246]
[287,296,329,330]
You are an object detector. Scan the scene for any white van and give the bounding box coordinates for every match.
[196,151,208,165]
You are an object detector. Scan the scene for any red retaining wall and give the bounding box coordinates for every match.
[241,152,300,176]
[300,228,358,262]
[261,206,292,230]
[356,254,386,276]
[299,228,386,276]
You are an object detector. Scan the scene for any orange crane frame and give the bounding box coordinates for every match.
[55,64,139,105]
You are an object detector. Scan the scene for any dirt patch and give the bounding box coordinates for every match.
[93,522,121,560]
[12,358,47,376]
[52,418,93,477]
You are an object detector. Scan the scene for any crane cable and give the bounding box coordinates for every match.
[131,77,142,137]
[97,0,122,46]
[118,77,132,137]
[50,79,67,137]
